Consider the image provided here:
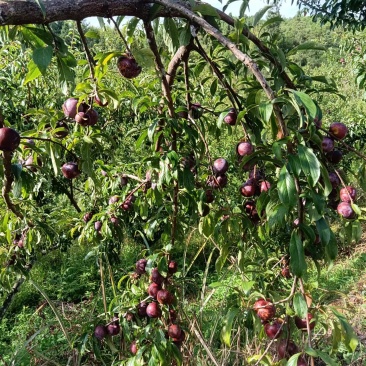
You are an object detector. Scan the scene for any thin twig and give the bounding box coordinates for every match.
[299,278,315,366]
[109,17,132,54]
[194,38,241,111]
[76,21,96,80]
[99,257,108,320]
[20,137,78,160]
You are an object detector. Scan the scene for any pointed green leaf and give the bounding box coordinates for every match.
[316,218,330,246]
[289,230,307,277]
[298,145,320,186]
[325,230,337,260]
[221,308,239,346]
[253,5,273,26]
[24,59,42,84]
[331,308,359,352]
[287,41,326,56]
[193,4,219,17]
[33,45,53,74]
[277,166,297,207]
[290,90,318,120]
[293,293,308,319]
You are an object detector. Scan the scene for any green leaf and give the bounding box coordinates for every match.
[210,79,218,97]
[24,59,42,84]
[288,154,302,178]
[287,41,326,56]
[33,45,53,74]
[131,47,155,69]
[331,308,359,352]
[290,90,318,121]
[258,102,273,123]
[179,25,192,46]
[316,218,330,246]
[289,230,307,277]
[164,18,179,51]
[84,30,100,39]
[253,5,273,26]
[306,348,338,366]
[266,202,288,227]
[286,353,301,366]
[298,145,320,186]
[325,230,337,261]
[148,120,158,142]
[193,4,219,17]
[56,55,75,83]
[220,308,239,346]
[277,166,297,207]
[49,144,58,176]
[293,293,308,319]
[320,163,332,196]
[260,15,283,30]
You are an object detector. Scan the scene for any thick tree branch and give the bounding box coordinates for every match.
[0,0,183,25]
[166,44,193,87]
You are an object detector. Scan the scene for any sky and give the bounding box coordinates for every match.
[86,0,300,27]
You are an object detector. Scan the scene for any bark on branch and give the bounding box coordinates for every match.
[0,0,182,25]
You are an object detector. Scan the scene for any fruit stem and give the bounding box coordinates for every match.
[109,17,132,55]
[334,169,354,204]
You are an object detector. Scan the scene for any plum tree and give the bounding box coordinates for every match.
[0,0,363,365]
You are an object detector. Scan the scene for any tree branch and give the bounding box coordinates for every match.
[0,0,183,25]
[143,20,179,247]
[0,277,25,320]
[216,9,297,90]
[153,0,287,139]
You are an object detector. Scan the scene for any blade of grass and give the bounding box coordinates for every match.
[29,279,72,348]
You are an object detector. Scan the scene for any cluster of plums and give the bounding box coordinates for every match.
[253,299,315,364]
[63,98,99,127]
[316,121,358,219]
[319,121,348,164]
[82,189,136,232]
[94,316,121,340]
[128,258,185,355]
